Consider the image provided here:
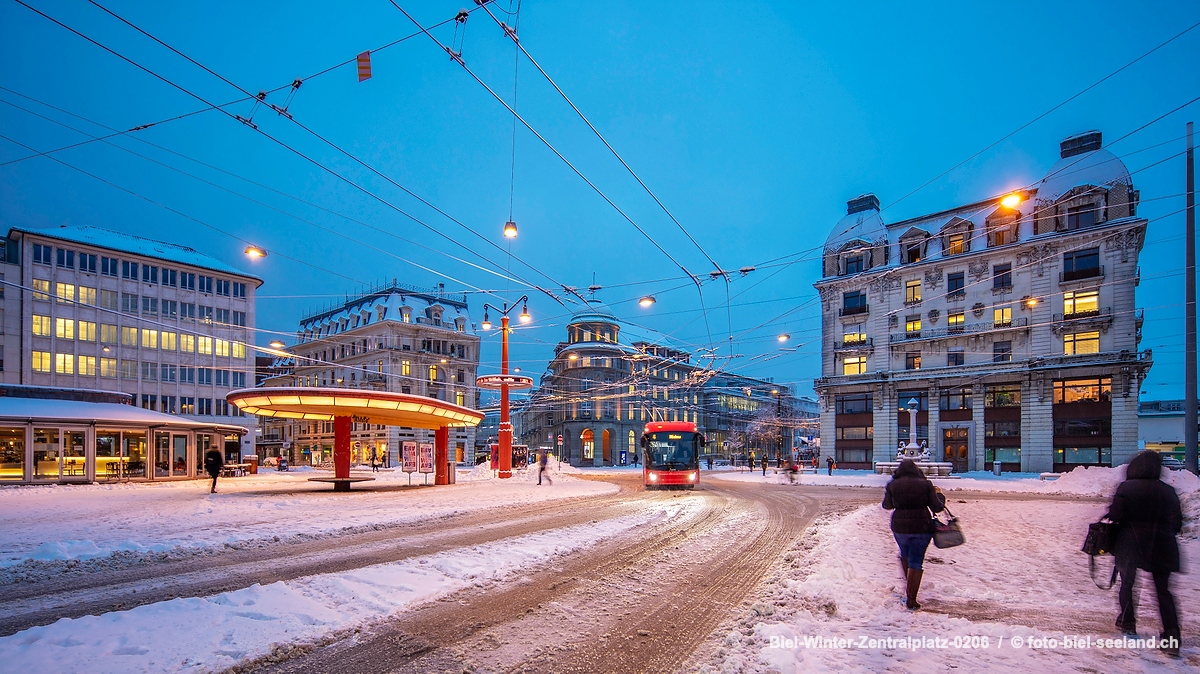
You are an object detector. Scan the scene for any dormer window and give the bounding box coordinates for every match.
[904,242,922,264]
[898,227,929,264]
[986,210,1019,247]
[1066,204,1097,230]
[946,233,966,255]
[845,254,865,274]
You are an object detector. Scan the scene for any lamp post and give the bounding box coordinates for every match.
[772,389,784,466]
[477,296,532,479]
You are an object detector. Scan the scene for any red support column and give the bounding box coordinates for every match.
[434,426,449,485]
[334,416,351,491]
[498,315,513,479]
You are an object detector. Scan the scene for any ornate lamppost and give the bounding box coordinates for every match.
[476,296,533,478]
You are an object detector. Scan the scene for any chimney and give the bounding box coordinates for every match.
[1060,131,1102,158]
[846,193,880,215]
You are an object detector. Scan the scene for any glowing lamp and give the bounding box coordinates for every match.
[639,295,656,308]
[1000,193,1023,209]
[519,303,531,323]
[503,220,518,238]
[777,333,790,342]
[244,245,267,259]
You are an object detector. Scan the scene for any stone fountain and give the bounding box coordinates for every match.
[874,398,955,476]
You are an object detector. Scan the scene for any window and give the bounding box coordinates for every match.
[32,314,51,337]
[32,279,50,301]
[121,293,138,314]
[180,366,195,384]
[120,359,137,379]
[845,254,864,274]
[32,351,51,372]
[161,364,177,382]
[141,362,159,381]
[905,280,921,304]
[989,224,1013,247]
[142,265,158,284]
[993,340,1012,363]
[56,248,75,269]
[198,305,213,322]
[993,307,1011,327]
[55,353,74,374]
[197,336,213,355]
[1064,331,1100,355]
[180,303,196,319]
[100,324,118,344]
[215,370,230,387]
[947,349,965,366]
[905,352,921,370]
[121,260,138,280]
[842,290,867,315]
[215,279,231,296]
[947,272,965,297]
[78,287,96,306]
[1054,418,1111,437]
[1063,290,1099,318]
[836,427,874,440]
[180,397,195,414]
[903,241,923,264]
[180,334,195,353]
[162,396,176,414]
[233,282,246,298]
[100,290,118,310]
[986,421,1021,438]
[402,360,411,376]
[162,300,177,318]
[985,385,1021,407]
[198,368,213,385]
[948,311,965,333]
[78,321,96,342]
[993,263,1012,289]
[100,357,117,377]
[232,342,246,359]
[141,329,158,349]
[939,387,972,410]
[835,393,873,414]
[32,244,52,265]
[101,256,118,276]
[162,269,177,287]
[905,314,921,336]
[842,330,867,346]
[142,297,158,315]
[55,282,74,304]
[946,233,966,256]
[180,272,196,291]
[198,398,213,415]
[232,310,246,326]
[215,339,230,357]
[232,371,246,388]
[121,327,138,346]
[429,365,438,381]
[1066,204,1097,230]
[842,355,867,375]
[1062,248,1101,281]
[55,318,75,340]
[198,275,213,294]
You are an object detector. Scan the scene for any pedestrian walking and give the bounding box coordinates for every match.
[707,456,714,470]
[203,447,223,494]
[369,447,379,473]
[811,456,818,471]
[826,456,835,476]
[761,456,767,476]
[537,450,552,485]
[1106,451,1182,656]
[882,459,945,610]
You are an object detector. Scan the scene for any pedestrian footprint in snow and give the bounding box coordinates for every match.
[882,459,945,610]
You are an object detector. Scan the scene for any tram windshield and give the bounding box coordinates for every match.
[644,432,699,470]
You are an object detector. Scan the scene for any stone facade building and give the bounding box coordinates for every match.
[814,132,1151,473]
[516,304,811,466]
[262,281,480,466]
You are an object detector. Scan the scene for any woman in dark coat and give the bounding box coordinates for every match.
[882,459,946,609]
[203,448,223,494]
[1106,451,1182,653]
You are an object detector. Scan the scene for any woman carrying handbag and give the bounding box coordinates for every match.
[882,459,947,610]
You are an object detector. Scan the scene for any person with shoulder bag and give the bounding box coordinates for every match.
[1106,451,1182,657]
[882,459,946,610]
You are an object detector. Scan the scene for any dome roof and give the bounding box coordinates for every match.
[825,203,888,252]
[568,300,618,326]
[1036,147,1131,205]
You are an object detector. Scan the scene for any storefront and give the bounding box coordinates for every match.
[0,397,246,484]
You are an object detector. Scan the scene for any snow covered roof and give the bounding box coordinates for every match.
[1036,147,1131,205]
[0,397,247,434]
[299,282,469,334]
[9,226,261,284]
[825,206,888,252]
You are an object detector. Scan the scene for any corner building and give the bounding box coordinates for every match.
[814,132,1151,473]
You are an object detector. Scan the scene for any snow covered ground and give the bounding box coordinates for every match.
[699,469,1200,672]
[0,462,609,570]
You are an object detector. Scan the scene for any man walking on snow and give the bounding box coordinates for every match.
[537,450,552,485]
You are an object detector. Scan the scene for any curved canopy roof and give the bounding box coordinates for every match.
[227,387,484,429]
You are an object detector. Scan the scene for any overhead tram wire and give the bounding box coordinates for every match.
[388,1,721,360]
[77,0,575,310]
[475,1,738,357]
[17,1,574,311]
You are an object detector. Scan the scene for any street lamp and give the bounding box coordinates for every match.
[772,389,783,465]
[1000,193,1023,209]
[478,295,530,479]
[503,220,518,238]
[244,245,267,259]
[638,295,656,308]
[777,333,790,342]
[269,340,286,349]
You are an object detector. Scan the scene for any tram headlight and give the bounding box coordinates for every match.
[649,473,658,482]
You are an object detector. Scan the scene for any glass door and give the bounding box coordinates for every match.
[96,431,121,480]
[154,432,171,478]
[942,428,970,473]
[32,428,60,481]
[172,435,189,477]
[124,431,147,479]
[62,429,88,482]
[0,427,26,482]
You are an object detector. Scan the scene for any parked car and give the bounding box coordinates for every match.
[1160,456,1186,471]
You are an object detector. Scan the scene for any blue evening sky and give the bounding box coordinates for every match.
[1,0,1197,400]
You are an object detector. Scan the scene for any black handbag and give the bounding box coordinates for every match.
[1082,519,1118,589]
[933,505,964,549]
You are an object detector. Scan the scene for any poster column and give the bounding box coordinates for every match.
[333,416,351,488]
[434,426,449,485]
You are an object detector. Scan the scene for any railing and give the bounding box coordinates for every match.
[834,337,873,350]
[888,317,1028,343]
[839,304,869,317]
[1060,265,1104,282]
[1054,307,1111,322]
[946,290,965,300]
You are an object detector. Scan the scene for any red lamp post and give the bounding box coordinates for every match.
[477,297,533,479]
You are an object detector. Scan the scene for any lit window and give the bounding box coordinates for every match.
[905,280,921,303]
[993,307,1012,327]
[429,365,438,381]
[948,311,965,332]
[55,282,74,303]
[161,332,176,351]
[32,279,50,301]
[78,287,97,306]
[197,336,213,355]
[32,351,51,372]
[79,356,96,376]
[455,391,465,406]
[232,342,246,359]
[32,314,51,337]
[100,324,118,344]
[905,352,921,370]
[180,334,195,353]
[1064,290,1099,317]
[905,315,922,335]
[55,353,74,374]
[1064,331,1100,355]
[100,358,117,377]
[78,321,96,342]
[946,233,966,255]
[215,339,230,357]
[402,360,411,376]
[141,329,158,349]
[842,330,867,346]
[842,355,866,375]
[55,318,75,340]
[121,327,138,347]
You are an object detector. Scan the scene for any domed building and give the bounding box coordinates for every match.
[814,131,1151,474]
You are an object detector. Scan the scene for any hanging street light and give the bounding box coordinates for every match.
[777,333,790,342]
[244,245,267,259]
[474,295,532,479]
[503,220,518,238]
[638,295,656,308]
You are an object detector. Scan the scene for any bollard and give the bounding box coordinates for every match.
[993,461,1002,476]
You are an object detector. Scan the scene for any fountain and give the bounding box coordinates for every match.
[873,398,954,476]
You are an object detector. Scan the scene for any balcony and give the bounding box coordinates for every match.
[834,337,873,351]
[839,304,869,317]
[1060,265,1104,283]
[946,289,966,301]
[1052,307,1113,335]
[889,316,1029,344]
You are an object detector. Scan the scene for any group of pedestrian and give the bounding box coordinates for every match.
[881,451,1183,658]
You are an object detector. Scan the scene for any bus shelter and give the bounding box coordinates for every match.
[226,388,484,491]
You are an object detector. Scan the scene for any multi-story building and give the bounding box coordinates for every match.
[516,303,808,465]
[264,281,480,466]
[814,131,1151,473]
[3,226,259,460]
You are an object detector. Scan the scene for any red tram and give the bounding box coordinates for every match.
[641,421,703,489]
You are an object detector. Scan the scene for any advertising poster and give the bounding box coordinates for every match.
[418,442,434,474]
[402,441,418,473]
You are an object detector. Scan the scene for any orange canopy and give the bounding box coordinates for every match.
[227,387,485,429]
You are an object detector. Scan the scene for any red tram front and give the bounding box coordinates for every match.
[641,421,702,489]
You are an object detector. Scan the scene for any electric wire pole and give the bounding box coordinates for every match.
[1186,121,1197,475]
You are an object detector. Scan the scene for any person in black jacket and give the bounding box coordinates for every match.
[882,459,946,609]
[1106,450,1182,655]
[203,448,223,494]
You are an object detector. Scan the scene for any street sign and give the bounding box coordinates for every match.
[401,441,417,486]
[557,434,563,444]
